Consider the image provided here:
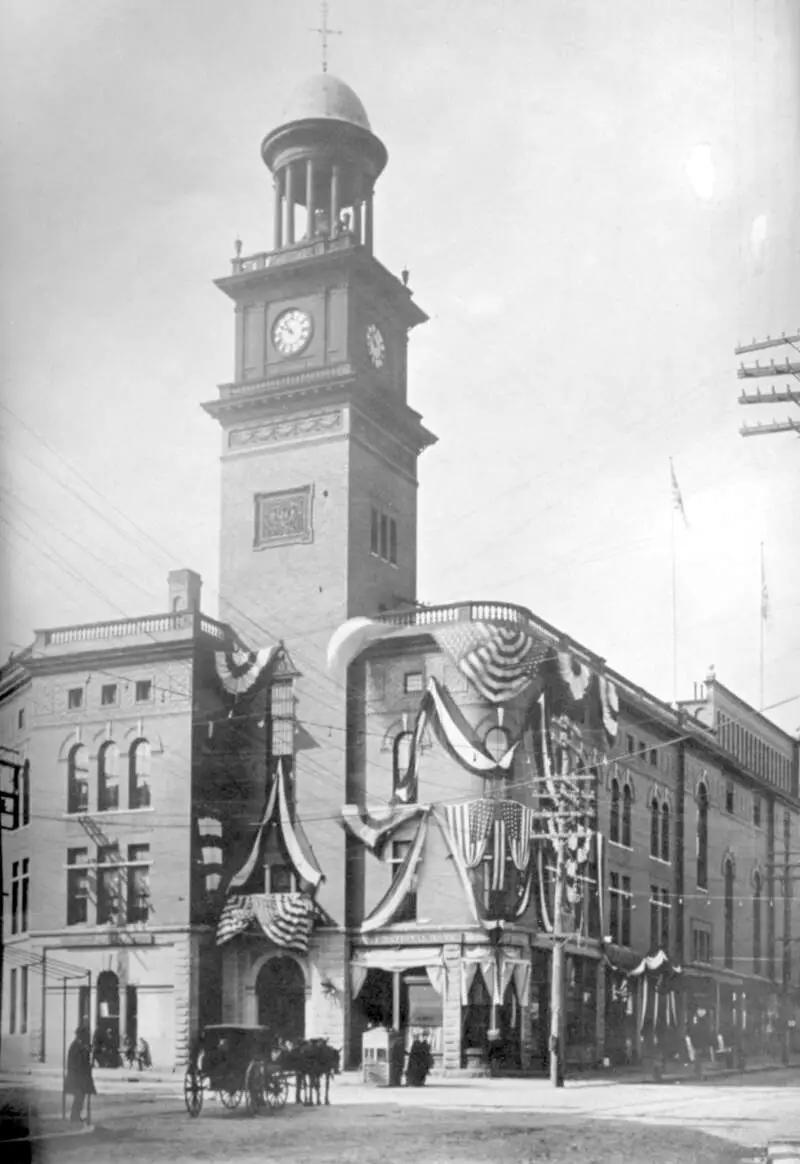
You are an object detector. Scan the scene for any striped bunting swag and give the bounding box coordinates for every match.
[250,893,314,953]
[432,622,552,705]
[217,896,254,945]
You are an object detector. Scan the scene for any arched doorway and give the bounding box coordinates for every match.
[255,957,306,1044]
[96,970,120,1066]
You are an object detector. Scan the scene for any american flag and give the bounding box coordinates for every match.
[443,799,495,869]
[433,622,551,704]
[497,800,535,871]
[216,896,254,945]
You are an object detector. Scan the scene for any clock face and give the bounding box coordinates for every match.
[272,309,312,356]
[366,323,386,369]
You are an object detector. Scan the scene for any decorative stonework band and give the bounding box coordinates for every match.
[230,409,343,452]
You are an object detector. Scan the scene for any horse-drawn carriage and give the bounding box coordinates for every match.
[183,1024,289,1117]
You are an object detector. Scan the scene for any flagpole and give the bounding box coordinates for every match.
[759,541,765,711]
[671,481,677,706]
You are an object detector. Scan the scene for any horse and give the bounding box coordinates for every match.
[275,1038,340,1106]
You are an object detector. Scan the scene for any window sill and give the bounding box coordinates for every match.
[63,806,154,819]
[608,841,633,851]
[650,856,672,866]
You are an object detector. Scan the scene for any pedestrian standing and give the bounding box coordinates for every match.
[65,1025,96,1124]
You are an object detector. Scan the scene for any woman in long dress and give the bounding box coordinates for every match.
[64,1026,97,1124]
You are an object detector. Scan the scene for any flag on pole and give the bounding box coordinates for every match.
[760,545,769,622]
[670,459,688,527]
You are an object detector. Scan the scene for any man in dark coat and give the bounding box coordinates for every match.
[405,1036,434,1087]
[65,1025,96,1124]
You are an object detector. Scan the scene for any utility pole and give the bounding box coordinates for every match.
[0,754,22,1060]
[736,332,800,439]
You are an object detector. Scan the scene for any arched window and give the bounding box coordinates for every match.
[697,783,708,889]
[98,742,120,812]
[67,744,89,814]
[724,858,735,968]
[661,803,670,862]
[622,784,632,848]
[650,796,660,857]
[609,779,620,844]
[753,872,762,975]
[392,731,416,802]
[129,740,151,809]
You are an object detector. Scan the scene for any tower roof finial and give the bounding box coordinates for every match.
[310,1,342,74]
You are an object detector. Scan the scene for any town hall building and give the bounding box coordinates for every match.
[2,70,799,1076]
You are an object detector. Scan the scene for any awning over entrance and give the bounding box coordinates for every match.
[350,947,445,998]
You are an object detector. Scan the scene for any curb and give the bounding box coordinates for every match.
[3,1123,97,1147]
[768,1143,800,1164]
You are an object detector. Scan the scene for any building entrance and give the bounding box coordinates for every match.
[256,956,305,1044]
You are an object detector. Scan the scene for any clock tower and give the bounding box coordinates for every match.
[203,72,436,646]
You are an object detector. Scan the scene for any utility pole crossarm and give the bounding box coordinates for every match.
[738,388,800,405]
[740,419,800,437]
[738,360,800,379]
[735,332,800,355]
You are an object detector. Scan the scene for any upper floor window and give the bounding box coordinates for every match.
[403,672,424,694]
[753,872,762,975]
[135,680,152,703]
[129,739,151,809]
[661,803,670,863]
[621,784,632,848]
[649,748,658,767]
[625,734,634,757]
[270,680,295,758]
[650,885,671,953]
[697,783,708,890]
[101,684,118,706]
[127,844,151,924]
[725,782,734,814]
[67,744,89,814]
[67,848,90,926]
[609,872,632,946]
[392,731,416,803]
[692,923,711,963]
[724,858,735,969]
[649,797,660,858]
[11,858,29,934]
[97,844,122,925]
[390,840,416,922]
[17,707,25,730]
[268,863,294,894]
[97,741,120,812]
[67,687,84,710]
[609,779,620,844]
[753,796,762,828]
[370,507,398,566]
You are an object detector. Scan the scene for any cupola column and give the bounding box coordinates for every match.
[352,172,363,243]
[285,161,296,245]
[364,188,374,254]
[330,164,341,235]
[306,158,316,238]
[273,170,284,249]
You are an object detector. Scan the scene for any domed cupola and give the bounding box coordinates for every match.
[261,73,387,254]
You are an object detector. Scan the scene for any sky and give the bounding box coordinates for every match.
[0,0,798,734]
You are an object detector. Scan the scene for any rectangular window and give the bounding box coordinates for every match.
[21,858,29,933]
[370,507,379,554]
[621,876,631,946]
[101,684,118,706]
[609,872,620,943]
[649,748,658,767]
[17,707,25,730]
[135,680,152,703]
[127,844,151,924]
[692,924,711,963]
[97,844,122,925]
[11,861,19,934]
[379,514,388,560]
[650,886,671,953]
[390,840,416,923]
[370,506,398,565]
[389,519,398,566]
[626,734,634,757]
[726,782,734,814]
[268,863,294,894]
[67,688,83,710]
[67,848,90,926]
[660,888,671,950]
[20,966,28,1034]
[753,796,762,828]
[403,672,424,694]
[9,969,17,1035]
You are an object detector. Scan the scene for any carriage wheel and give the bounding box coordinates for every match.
[219,1087,243,1110]
[184,1070,203,1118]
[265,1072,288,1112]
[244,1061,266,1116]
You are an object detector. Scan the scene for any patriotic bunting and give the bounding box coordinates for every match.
[360,812,430,933]
[432,621,551,705]
[216,892,314,952]
[215,638,282,695]
[339,803,426,855]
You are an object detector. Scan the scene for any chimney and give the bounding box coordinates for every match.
[168,569,202,614]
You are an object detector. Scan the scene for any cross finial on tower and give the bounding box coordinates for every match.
[310,1,342,73]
